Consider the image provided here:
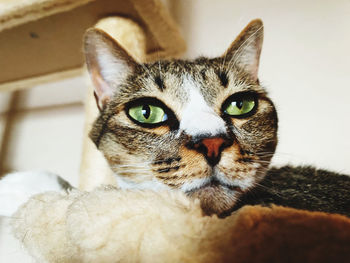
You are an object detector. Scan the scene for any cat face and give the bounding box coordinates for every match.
[84,19,278,216]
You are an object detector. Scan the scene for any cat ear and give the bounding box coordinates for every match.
[84,28,137,109]
[223,19,263,81]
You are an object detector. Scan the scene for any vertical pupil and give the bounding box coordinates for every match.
[142,105,151,119]
[235,99,243,109]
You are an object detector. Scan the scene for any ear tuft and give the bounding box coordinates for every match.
[223,19,264,81]
[84,28,137,109]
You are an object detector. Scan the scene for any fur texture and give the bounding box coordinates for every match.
[11,187,350,263]
[233,165,350,217]
[85,19,278,215]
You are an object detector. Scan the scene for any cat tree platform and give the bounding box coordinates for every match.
[0,0,185,91]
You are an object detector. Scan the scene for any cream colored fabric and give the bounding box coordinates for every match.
[12,188,226,263]
[12,187,350,263]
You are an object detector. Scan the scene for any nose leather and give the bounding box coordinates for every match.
[201,138,225,159]
[192,137,230,166]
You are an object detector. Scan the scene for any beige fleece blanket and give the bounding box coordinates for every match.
[12,186,350,263]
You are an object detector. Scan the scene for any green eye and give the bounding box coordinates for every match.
[224,95,256,116]
[128,104,168,124]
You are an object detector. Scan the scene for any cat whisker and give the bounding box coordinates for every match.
[255,150,278,156]
[152,157,182,166]
[255,150,274,156]
[256,155,275,160]
[253,182,284,197]
[255,179,286,196]
[254,158,274,163]
[115,169,149,173]
[111,165,152,176]
[153,165,181,173]
[112,163,151,168]
[111,166,150,171]
[117,172,151,177]
[111,161,152,167]
[111,167,150,171]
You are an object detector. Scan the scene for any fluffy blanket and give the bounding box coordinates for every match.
[12,186,350,263]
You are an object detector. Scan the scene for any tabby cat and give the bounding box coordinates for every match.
[1,20,349,218]
[84,19,278,216]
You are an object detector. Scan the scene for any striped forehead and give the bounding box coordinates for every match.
[179,75,226,137]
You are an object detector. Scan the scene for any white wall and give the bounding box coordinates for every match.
[173,0,350,174]
[0,77,86,184]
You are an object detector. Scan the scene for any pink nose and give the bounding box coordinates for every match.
[192,137,230,166]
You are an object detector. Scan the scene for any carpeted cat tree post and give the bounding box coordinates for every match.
[0,0,186,188]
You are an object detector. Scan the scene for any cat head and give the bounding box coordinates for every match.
[84,19,278,216]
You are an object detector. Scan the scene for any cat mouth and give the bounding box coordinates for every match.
[184,176,244,194]
[185,176,244,216]
[201,177,243,192]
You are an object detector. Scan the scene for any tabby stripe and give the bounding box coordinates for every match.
[217,71,229,87]
[156,174,180,180]
[95,113,114,148]
[153,157,182,165]
[156,166,180,173]
[237,157,254,163]
[154,75,165,91]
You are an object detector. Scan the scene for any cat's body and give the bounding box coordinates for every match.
[0,19,349,218]
[233,166,350,218]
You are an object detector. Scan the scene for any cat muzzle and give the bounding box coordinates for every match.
[186,136,232,166]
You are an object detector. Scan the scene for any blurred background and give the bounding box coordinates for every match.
[0,0,349,260]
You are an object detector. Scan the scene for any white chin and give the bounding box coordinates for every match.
[187,184,241,215]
